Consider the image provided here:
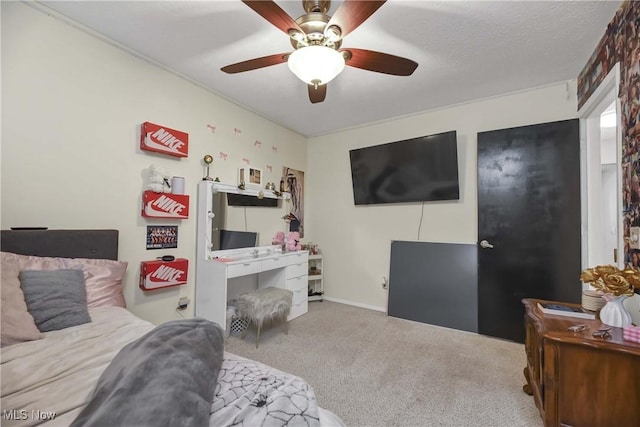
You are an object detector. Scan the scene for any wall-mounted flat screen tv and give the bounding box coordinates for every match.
[349,130,459,205]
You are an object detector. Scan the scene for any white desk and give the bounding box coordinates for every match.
[195,246,308,330]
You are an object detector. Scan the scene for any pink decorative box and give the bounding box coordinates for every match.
[622,325,640,344]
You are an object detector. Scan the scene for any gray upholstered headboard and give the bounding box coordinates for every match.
[0,229,119,260]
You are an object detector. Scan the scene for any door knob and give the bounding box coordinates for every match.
[480,240,494,249]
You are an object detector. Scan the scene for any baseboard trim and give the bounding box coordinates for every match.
[322,296,387,313]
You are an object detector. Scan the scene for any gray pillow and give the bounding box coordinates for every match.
[19,269,91,332]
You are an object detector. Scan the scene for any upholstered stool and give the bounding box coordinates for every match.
[237,287,293,348]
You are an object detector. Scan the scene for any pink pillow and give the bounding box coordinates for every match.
[1,258,43,346]
[0,252,127,308]
[60,258,127,308]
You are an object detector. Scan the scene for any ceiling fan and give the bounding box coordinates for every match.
[221,0,418,104]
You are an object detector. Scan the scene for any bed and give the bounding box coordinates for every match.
[0,229,344,427]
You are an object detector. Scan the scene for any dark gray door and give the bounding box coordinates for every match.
[477,119,582,343]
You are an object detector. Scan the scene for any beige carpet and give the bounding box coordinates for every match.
[224,301,542,427]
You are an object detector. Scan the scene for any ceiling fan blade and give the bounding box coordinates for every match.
[308,84,327,104]
[221,52,290,74]
[342,48,418,76]
[327,0,386,38]
[242,0,303,35]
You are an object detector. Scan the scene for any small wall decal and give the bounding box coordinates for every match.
[272,146,278,153]
[234,128,242,136]
[266,165,273,172]
[219,152,228,161]
[242,157,250,165]
[254,140,262,148]
[206,124,216,133]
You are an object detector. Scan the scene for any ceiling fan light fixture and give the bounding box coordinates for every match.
[287,45,345,85]
[324,25,341,43]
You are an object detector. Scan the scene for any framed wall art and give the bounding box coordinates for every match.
[239,167,262,187]
[146,225,178,249]
[283,166,305,237]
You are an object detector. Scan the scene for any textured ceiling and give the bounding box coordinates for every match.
[37,1,621,137]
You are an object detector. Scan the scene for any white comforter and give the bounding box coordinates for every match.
[1,307,342,427]
[1,307,155,426]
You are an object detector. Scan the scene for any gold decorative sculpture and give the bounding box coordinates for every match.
[202,154,214,181]
[580,265,638,296]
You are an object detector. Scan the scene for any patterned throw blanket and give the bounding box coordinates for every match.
[211,354,321,427]
[71,318,225,427]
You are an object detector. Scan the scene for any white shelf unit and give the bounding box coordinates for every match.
[308,254,323,302]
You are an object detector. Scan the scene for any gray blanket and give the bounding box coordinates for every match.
[71,318,224,427]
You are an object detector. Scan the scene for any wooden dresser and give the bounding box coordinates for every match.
[522,298,640,427]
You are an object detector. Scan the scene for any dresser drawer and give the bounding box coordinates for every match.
[286,274,307,291]
[288,298,308,321]
[286,262,307,279]
[287,251,308,263]
[261,256,289,271]
[227,261,261,278]
[291,285,308,305]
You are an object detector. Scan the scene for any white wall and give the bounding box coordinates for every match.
[1,2,307,324]
[306,82,578,311]
[601,165,618,264]
[2,2,583,320]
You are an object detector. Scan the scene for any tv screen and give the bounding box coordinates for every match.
[219,230,258,250]
[349,131,459,205]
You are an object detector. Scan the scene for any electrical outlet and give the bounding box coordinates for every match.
[177,297,190,310]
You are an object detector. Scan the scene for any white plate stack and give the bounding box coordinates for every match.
[582,289,606,312]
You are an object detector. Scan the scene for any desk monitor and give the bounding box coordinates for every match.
[219,229,258,250]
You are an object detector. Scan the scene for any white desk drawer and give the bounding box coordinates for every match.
[288,251,308,262]
[286,274,307,291]
[227,261,261,278]
[286,262,307,279]
[291,286,308,305]
[261,256,289,271]
[288,299,308,321]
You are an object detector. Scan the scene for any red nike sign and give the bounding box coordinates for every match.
[140,258,189,290]
[140,122,189,158]
[142,191,189,219]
